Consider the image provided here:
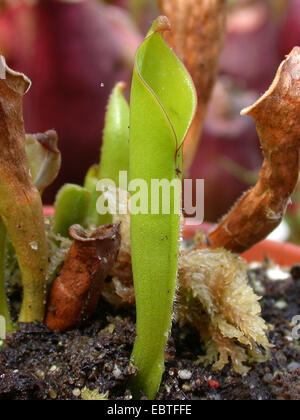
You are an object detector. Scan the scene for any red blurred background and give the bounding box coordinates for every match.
[0,0,299,231]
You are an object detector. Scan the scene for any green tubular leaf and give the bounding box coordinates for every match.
[83,165,102,226]
[99,81,130,184]
[84,165,100,192]
[54,184,91,238]
[129,16,197,399]
[84,82,130,226]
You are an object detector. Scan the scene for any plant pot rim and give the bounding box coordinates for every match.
[43,206,300,267]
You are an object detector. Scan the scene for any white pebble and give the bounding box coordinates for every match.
[72,388,81,397]
[178,370,192,380]
[267,267,290,281]
[112,365,122,379]
[274,300,287,310]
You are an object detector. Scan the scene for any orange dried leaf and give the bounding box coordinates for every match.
[46,224,121,331]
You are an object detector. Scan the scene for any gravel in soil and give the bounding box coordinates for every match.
[0,264,299,400]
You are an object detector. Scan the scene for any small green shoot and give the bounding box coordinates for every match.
[85,81,130,225]
[54,184,91,237]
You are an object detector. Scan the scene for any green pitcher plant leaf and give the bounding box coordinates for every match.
[99,81,130,185]
[129,16,197,399]
[83,164,101,226]
[85,81,130,226]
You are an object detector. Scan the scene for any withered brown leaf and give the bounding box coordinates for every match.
[46,224,121,331]
[209,47,300,252]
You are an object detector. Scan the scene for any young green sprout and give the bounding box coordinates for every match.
[54,184,91,238]
[86,81,130,226]
[129,17,197,399]
[83,165,101,226]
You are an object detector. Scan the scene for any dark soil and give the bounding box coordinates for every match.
[0,264,299,400]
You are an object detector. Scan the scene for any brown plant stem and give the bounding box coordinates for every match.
[158,0,227,175]
[45,224,121,331]
[0,57,48,323]
[208,47,300,253]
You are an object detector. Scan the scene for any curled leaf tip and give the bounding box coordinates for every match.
[241,46,300,117]
[147,15,171,38]
[69,223,121,242]
[115,81,127,92]
[25,130,61,193]
[0,55,31,94]
[35,130,60,154]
